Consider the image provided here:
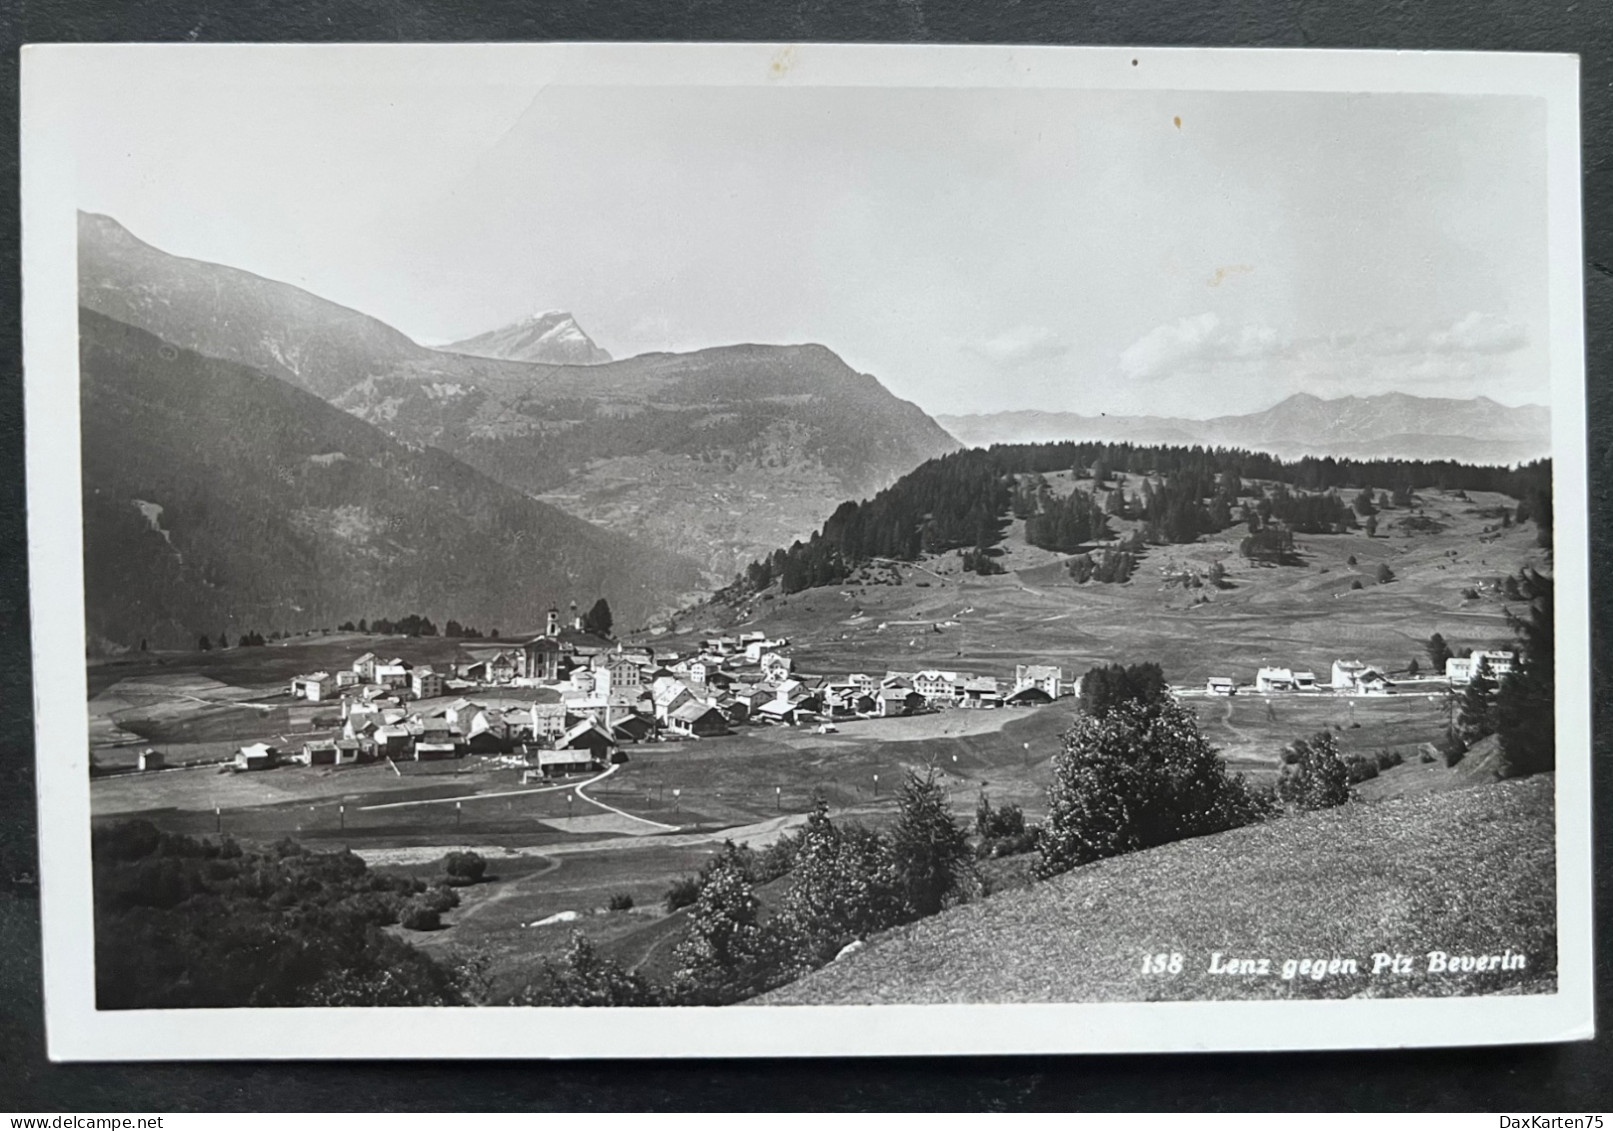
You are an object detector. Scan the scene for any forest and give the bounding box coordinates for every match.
[724,440,1551,598]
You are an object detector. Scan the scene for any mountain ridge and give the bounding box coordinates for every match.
[936,392,1550,465]
[78,211,962,582]
[79,307,706,650]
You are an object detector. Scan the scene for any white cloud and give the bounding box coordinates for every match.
[1117,311,1528,389]
[959,325,1072,369]
[1119,313,1279,381]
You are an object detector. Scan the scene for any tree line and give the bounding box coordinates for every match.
[724,440,1550,599]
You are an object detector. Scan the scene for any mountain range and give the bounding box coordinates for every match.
[79,308,706,651]
[76,212,961,645]
[443,310,613,365]
[936,393,1550,466]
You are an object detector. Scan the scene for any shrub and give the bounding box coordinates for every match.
[1276,732,1351,810]
[398,899,442,932]
[1037,698,1274,879]
[444,850,487,886]
[517,932,660,1007]
[663,876,701,913]
[1350,580,1364,590]
[1374,749,1404,771]
[1376,563,1396,584]
[1343,755,1380,784]
[418,885,460,914]
[607,893,635,912]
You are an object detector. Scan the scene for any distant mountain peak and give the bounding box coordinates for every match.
[443,310,612,366]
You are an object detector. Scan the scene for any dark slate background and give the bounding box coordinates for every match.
[1,0,1608,1112]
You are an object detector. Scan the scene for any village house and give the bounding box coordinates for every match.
[290,672,336,701]
[137,749,164,772]
[1255,667,1296,693]
[1293,671,1318,690]
[669,700,731,738]
[612,714,657,744]
[555,717,619,762]
[374,659,412,690]
[334,738,365,764]
[351,652,379,682]
[960,676,1003,709]
[372,725,413,760]
[410,665,445,700]
[1014,664,1064,699]
[877,687,925,717]
[296,739,340,767]
[528,701,569,741]
[1331,660,1367,690]
[413,723,465,761]
[335,669,361,689]
[1446,650,1518,685]
[913,669,966,705]
[758,652,793,682]
[234,742,277,771]
[1205,677,1237,696]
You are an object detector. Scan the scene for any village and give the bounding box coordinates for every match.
[194,601,1073,780]
[1199,650,1514,697]
[158,590,1519,784]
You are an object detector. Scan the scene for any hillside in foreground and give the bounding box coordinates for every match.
[759,774,1555,1004]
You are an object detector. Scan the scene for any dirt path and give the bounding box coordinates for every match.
[450,855,564,928]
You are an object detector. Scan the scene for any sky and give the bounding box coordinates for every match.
[69,62,1549,418]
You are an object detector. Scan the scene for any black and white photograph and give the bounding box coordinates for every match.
[20,43,1591,1059]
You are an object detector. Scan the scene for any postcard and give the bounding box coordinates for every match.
[20,42,1590,1058]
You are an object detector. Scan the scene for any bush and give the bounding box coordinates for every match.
[1037,698,1274,878]
[607,893,635,912]
[1343,755,1380,784]
[517,932,660,1007]
[1277,732,1351,810]
[663,876,701,913]
[1376,563,1396,584]
[1350,580,1364,590]
[444,850,487,886]
[398,899,441,932]
[418,885,460,914]
[1374,749,1404,771]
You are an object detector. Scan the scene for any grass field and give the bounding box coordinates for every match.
[760,773,1557,1004]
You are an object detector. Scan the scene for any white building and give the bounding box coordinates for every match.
[1014,664,1063,699]
[1255,667,1295,693]
[1205,677,1236,696]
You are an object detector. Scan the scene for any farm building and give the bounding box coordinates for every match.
[298,740,340,766]
[137,750,164,772]
[1293,671,1318,690]
[877,688,925,717]
[554,718,619,762]
[1205,677,1236,696]
[960,676,1003,709]
[1005,684,1053,707]
[670,701,731,737]
[234,742,277,771]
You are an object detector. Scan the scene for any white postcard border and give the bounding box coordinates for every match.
[21,41,1592,1060]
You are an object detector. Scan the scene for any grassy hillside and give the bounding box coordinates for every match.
[79,309,706,650]
[760,774,1556,1004]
